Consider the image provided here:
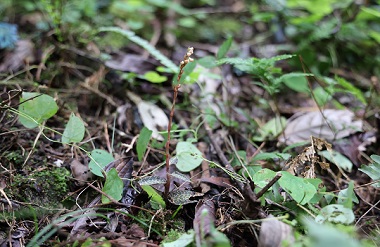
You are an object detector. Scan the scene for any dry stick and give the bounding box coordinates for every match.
[203,120,257,203]
[255,172,282,199]
[164,47,194,198]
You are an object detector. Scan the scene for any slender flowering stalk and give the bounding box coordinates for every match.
[164,47,194,199]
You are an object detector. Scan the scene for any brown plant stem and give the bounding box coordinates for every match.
[203,120,258,204]
[255,172,282,199]
[164,47,194,199]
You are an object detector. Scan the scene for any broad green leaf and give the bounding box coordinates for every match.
[306,178,325,204]
[62,113,85,144]
[251,168,276,188]
[281,72,312,93]
[253,116,286,141]
[18,92,58,129]
[303,217,361,247]
[141,185,166,209]
[89,149,114,177]
[359,161,380,188]
[319,150,353,172]
[252,152,291,161]
[197,56,217,68]
[315,204,355,224]
[137,127,152,161]
[175,142,203,172]
[143,71,167,83]
[279,171,317,205]
[102,168,123,204]
[338,181,359,209]
[217,37,233,59]
[162,231,195,247]
[313,86,331,106]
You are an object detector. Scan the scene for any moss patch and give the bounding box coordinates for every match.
[8,167,70,207]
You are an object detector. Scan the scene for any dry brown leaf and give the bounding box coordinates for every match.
[258,215,294,247]
[278,109,363,144]
[70,159,92,186]
[127,91,168,140]
[0,40,35,72]
[105,53,156,73]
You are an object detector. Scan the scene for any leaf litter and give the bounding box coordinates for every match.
[0,2,379,246]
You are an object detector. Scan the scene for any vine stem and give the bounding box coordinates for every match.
[164,47,194,199]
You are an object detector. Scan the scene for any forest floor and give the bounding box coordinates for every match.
[0,1,380,246]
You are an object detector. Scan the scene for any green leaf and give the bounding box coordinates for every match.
[281,72,312,93]
[178,60,197,84]
[252,152,291,161]
[338,181,358,209]
[62,113,85,144]
[359,161,380,188]
[302,217,361,247]
[197,56,217,68]
[141,185,166,209]
[217,37,233,59]
[319,150,353,172]
[240,165,262,179]
[307,178,325,204]
[335,76,366,104]
[279,171,317,205]
[102,168,123,204]
[370,154,380,164]
[251,168,277,188]
[162,231,195,247]
[175,142,203,172]
[99,27,178,73]
[143,71,167,83]
[137,127,152,161]
[208,227,231,247]
[313,86,331,106]
[253,116,286,141]
[18,92,58,129]
[89,149,114,177]
[315,204,355,224]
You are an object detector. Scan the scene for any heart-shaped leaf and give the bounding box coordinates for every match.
[175,142,203,172]
[62,113,85,144]
[102,168,123,204]
[18,92,58,128]
[89,149,114,177]
[279,171,317,205]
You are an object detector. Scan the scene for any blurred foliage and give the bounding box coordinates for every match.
[2,0,378,77]
[250,0,380,75]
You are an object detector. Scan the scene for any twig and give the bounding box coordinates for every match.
[164,47,194,198]
[203,120,257,203]
[255,172,282,199]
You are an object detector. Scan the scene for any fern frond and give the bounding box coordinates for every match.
[99,27,178,73]
[262,54,295,63]
[216,57,253,66]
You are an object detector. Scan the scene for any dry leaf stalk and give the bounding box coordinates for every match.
[164,47,194,198]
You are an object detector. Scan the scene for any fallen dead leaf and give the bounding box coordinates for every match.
[70,159,92,186]
[127,91,168,140]
[258,215,294,247]
[278,109,363,144]
[0,40,35,72]
[105,53,156,73]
